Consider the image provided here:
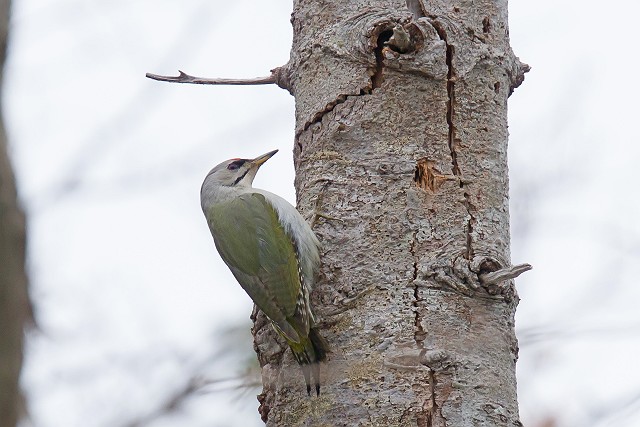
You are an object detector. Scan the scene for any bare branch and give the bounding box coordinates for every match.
[145,69,277,86]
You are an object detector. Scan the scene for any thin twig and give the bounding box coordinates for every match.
[145,70,276,86]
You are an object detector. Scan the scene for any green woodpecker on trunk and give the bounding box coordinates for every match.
[200,149,329,395]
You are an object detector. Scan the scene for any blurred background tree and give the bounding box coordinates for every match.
[0,0,30,426]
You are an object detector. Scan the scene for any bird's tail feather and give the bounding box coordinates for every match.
[291,327,330,396]
[308,327,329,396]
[309,326,329,362]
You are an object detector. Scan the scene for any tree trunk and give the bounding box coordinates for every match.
[254,0,528,425]
[0,1,29,426]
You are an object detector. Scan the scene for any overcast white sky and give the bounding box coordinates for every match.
[5,1,640,426]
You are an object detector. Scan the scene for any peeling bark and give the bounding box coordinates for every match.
[253,0,528,425]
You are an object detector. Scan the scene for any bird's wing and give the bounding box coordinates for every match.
[206,192,308,341]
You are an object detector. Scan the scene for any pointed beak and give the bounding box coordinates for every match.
[250,149,278,168]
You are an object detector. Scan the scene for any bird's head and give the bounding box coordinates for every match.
[202,149,278,189]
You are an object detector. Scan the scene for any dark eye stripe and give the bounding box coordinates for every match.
[227,159,246,170]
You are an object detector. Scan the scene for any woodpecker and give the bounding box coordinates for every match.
[200,149,328,395]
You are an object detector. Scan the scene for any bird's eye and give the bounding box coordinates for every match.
[227,159,245,171]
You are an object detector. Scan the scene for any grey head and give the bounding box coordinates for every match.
[202,149,278,188]
[201,149,278,205]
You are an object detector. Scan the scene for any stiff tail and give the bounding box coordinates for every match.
[292,327,330,396]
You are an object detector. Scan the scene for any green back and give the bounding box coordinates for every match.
[207,193,304,341]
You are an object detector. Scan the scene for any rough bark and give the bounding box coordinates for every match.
[0,1,29,426]
[253,0,528,425]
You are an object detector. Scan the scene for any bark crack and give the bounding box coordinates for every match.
[296,93,349,141]
[425,369,449,427]
[409,231,426,347]
[296,28,401,150]
[429,22,460,178]
[430,19,476,260]
[371,31,390,89]
[371,25,413,89]
[428,369,438,427]
[462,193,476,260]
[295,89,368,150]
